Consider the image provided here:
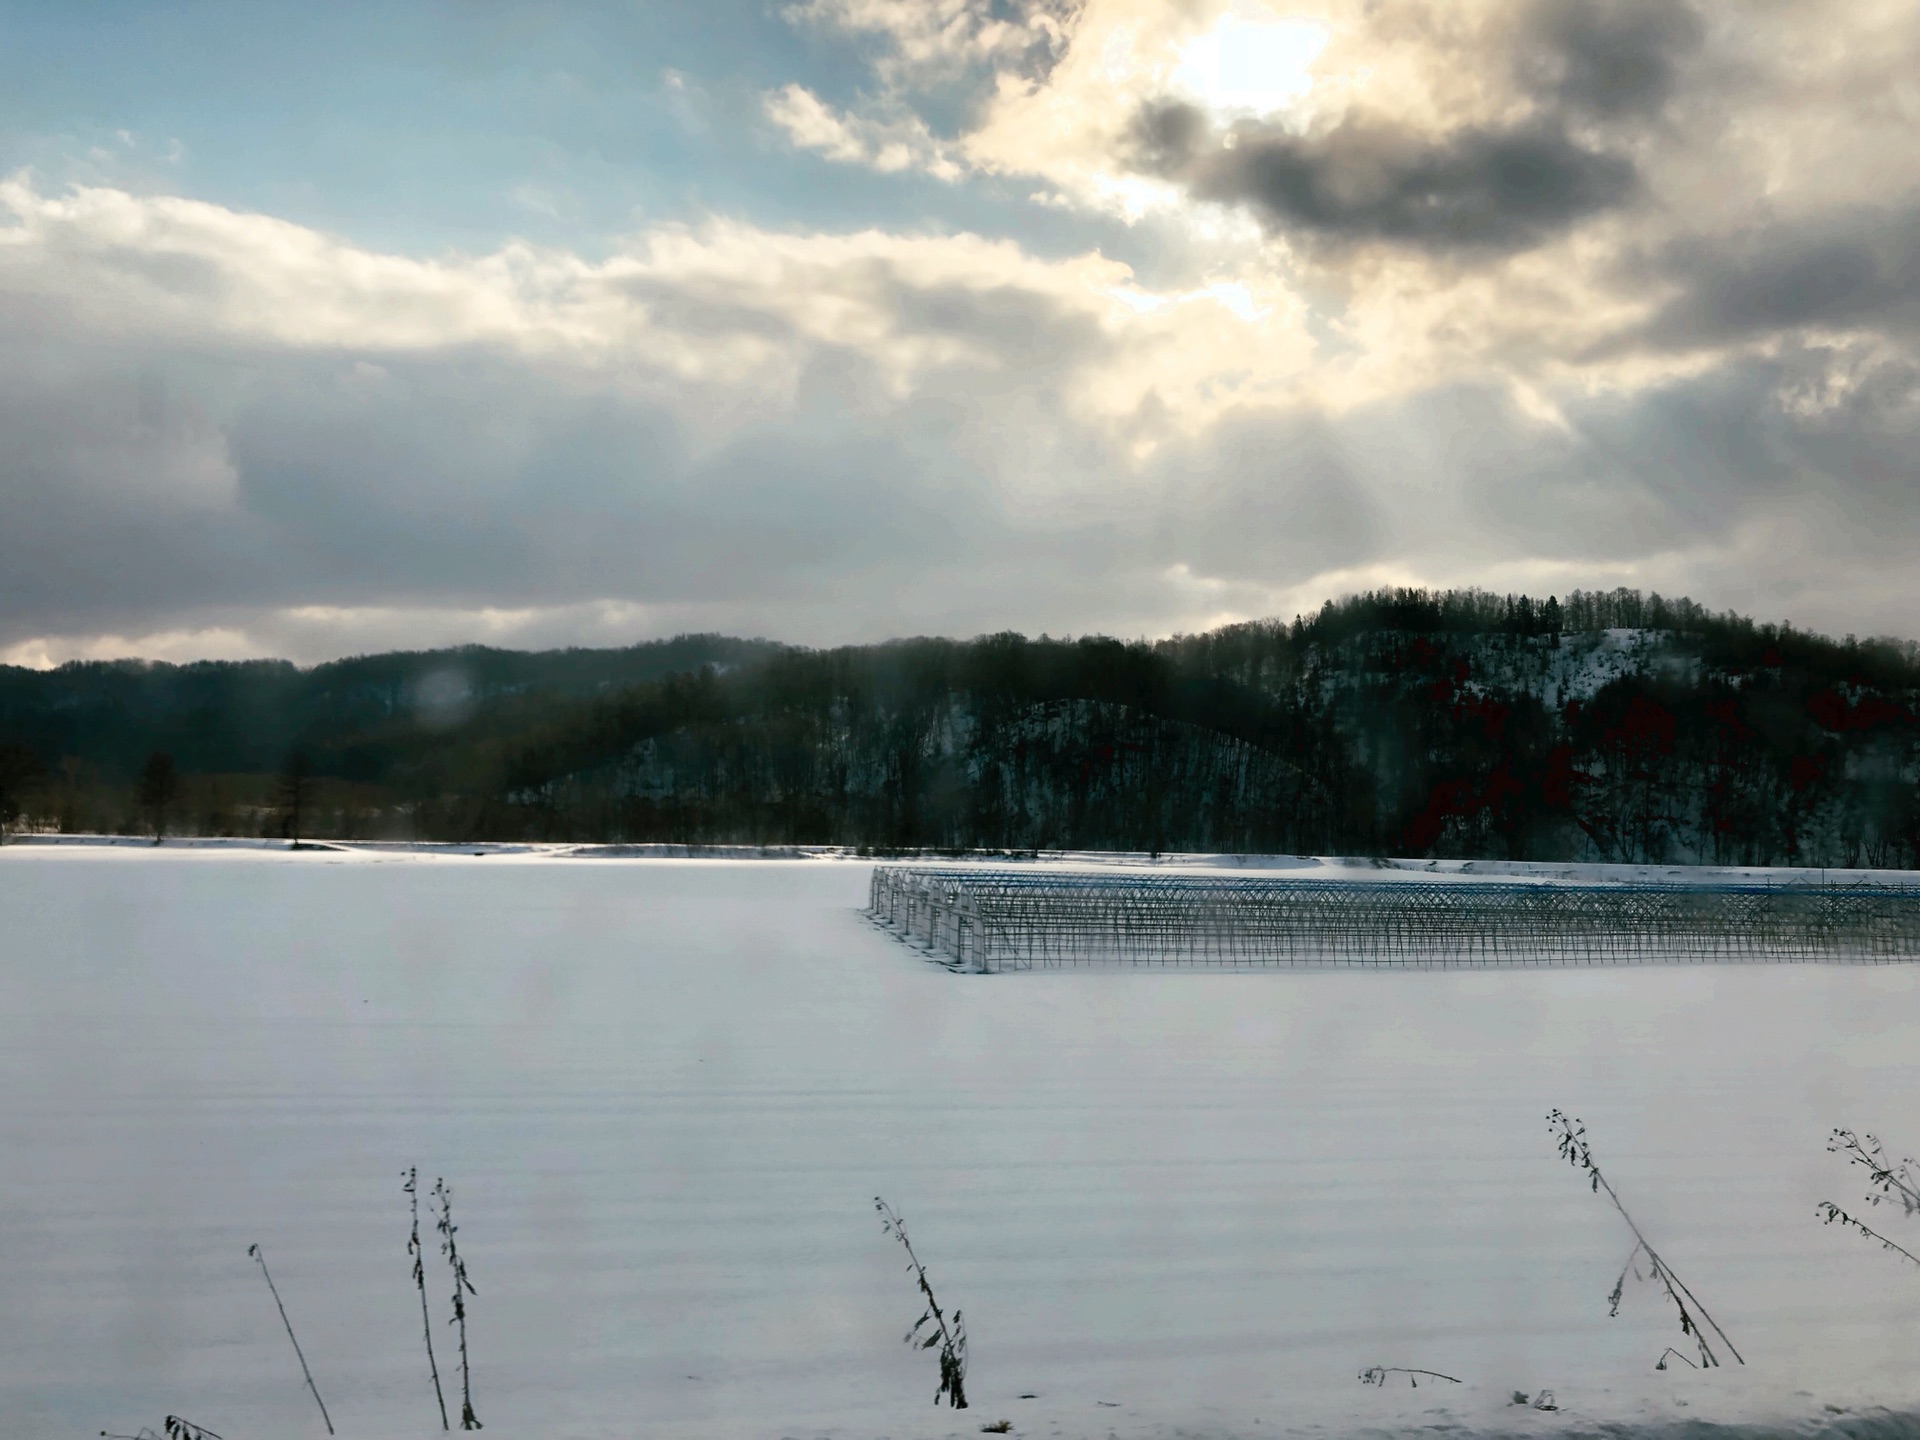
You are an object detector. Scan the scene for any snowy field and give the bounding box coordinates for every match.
[4,846,1920,1440]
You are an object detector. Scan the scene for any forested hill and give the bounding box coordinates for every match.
[4,589,1919,868]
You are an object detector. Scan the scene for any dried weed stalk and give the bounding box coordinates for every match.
[406,1167,452,1428]
[433,1177,484,1430]
[1359,1365,1460,1387]
[1818,1128,1920,1268]
[875,1196,968,1409]
[1548,1110,1742,1369]
[102,1414,223,1440]
[247,1244,335,1434]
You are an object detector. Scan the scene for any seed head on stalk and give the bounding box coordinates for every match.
[433,1177,484,1430]
[1818,1128,1920,1267]
[406,1167,451,1429]
[876,1196,968,1409]
[1547,1110,1742,1371]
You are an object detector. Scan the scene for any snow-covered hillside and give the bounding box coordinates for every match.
[3,846,1919,1439]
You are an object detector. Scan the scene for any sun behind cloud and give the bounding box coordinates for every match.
[1167,5,1327,122]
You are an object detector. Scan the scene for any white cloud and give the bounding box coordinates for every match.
[782,0,1920,388]
[0,175,1316,443]
[763,85,965,181]
[0,602,730,669]
[10,0,1920,668]
[782,0,1072,79]
[1,626,263,670]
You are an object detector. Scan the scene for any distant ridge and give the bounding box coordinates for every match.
[3,588,1917,868]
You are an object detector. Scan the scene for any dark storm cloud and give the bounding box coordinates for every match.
[1450,368,1800,561]
[1143,409,1382,582]
[1126,99,1209,177]
[1122,0,1710,255]
[1640,205,1920,349]
[1465,348,1920,636]
[1135,103,1636,253]
[1516,0,1703,119]
[1143,358,1920,641]
[9,302,1920,654]
[0,342,994,635]
[0,256,1156,652]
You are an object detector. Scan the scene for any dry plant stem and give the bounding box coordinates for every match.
[1359,1366,1461,1386]
[406,1168,451,1429]
[434,1177,483,1430]
[164,1420,224,1440]
[1817,1201,1920,1267]
[875,1197,968,1409]
[247,1244,335,1434]
[1548,1111,1743,1369]
[1827,1129,1920,1213]
[1655,1347,1698,1371]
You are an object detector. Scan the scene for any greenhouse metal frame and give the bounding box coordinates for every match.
[867,866,1920,972]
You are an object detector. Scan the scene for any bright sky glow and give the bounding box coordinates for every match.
[1169,8,1327,118]
[1,0,1917,661]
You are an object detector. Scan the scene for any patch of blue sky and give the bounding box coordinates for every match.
[0,0,1135,266]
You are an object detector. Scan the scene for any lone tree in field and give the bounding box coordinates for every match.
[137,751,179,843]
[277,749,314,847]
[0,741,43,840]
[875,1196,968,1409]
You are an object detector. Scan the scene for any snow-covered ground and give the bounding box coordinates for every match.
[3,845,1919,1440]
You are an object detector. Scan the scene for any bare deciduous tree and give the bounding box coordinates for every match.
[137,751,178,843]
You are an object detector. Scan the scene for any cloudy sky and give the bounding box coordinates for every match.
[1,0,1916,666]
